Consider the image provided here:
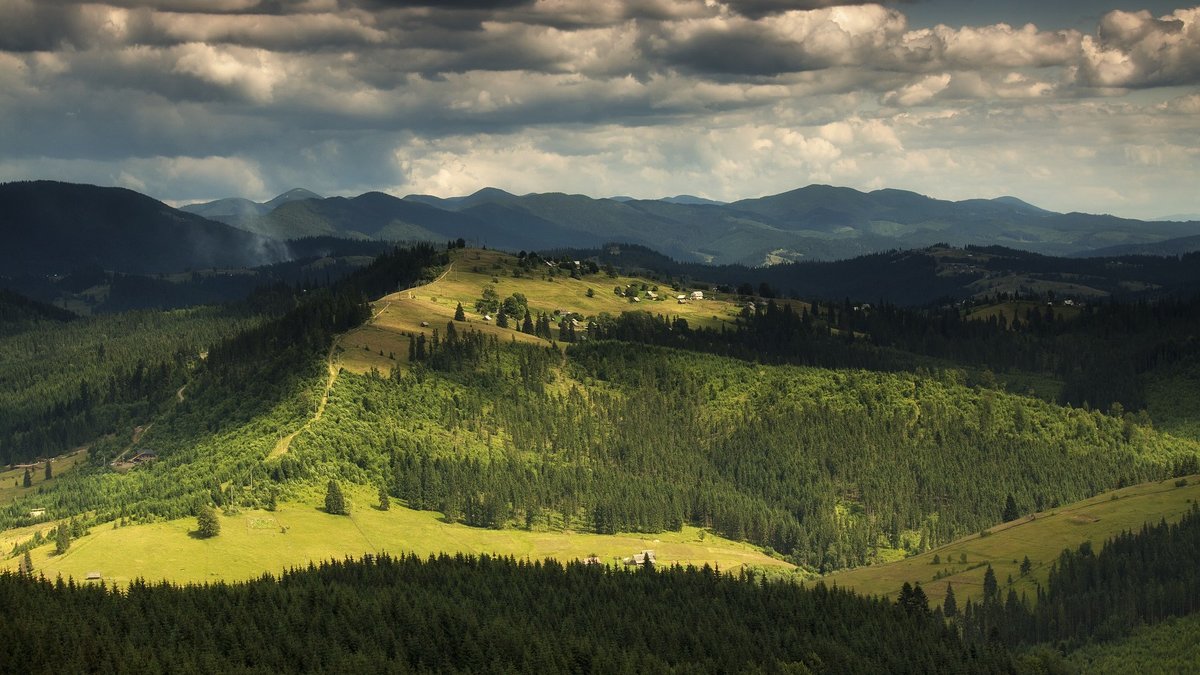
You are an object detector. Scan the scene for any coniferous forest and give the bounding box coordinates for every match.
[0,554,1012,674]
[3,240,1200,672]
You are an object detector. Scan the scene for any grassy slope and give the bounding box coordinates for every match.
[3,486,790,585]
[0,449,87,506]
[963,300,1082,325]
[339,248,748,374]
[825,475,1200,606]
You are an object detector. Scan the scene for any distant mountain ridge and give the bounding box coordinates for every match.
[7,181,1200,275]
[180,188,321,227]
[200,184,1199,266]
[0,181,290,276]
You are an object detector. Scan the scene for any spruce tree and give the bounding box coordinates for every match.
[44,460,52,480]
[497,308,508,329]
[325,480,348,515]
[196,505,221,538]
[378,486,390,511]
[982,564,998,603]
[23,468,31,488]
[1003,494,1019,522]
[454,303,466,321]
[522,310,534,334]
[18,550,33,576]
[943,583,958,617]
[911,583,930,615]
[54,524,70,555]
[1020,555,1032,576]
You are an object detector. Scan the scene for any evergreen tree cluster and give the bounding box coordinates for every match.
[289,338,1197,571]
[0,553,1012,673]
[0,306,269,465]
[587,293,1200,413]
[958,502,1200,649]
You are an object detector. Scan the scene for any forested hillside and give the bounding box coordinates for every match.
[0,554,1011,673]
[0,181,289,275]
[0,304,271,465]
[284,335,1198,571]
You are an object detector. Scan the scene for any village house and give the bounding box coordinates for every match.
[622,550,656,566]
[28,508,46,518]
[690,290,704,300]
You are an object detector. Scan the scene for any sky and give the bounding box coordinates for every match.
[1,1,1198,219]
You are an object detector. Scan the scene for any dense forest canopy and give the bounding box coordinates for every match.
[4,240,1200,672]
[0,553,1013,674]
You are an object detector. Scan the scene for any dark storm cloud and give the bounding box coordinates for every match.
[0,2,93,52]
[0,0,1197,217]
[722,0,913,20]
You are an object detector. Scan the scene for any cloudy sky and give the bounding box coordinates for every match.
[1,0,1198,218]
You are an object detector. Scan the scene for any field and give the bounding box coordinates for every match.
[3,485,792,585]
[963,300,1082,325]
[0,448,88,506]
[339,248,748,374]
[825,475,1200,606]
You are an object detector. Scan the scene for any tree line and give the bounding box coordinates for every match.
[0,553,1013,673]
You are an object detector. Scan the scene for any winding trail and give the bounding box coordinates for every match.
[269,262,453,459]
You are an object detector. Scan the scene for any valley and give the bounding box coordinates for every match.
[3,242,1199,673]
[7,0,1200,667]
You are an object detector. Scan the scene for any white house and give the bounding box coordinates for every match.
[690,290,704,300]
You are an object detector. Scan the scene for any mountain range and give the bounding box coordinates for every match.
[186,184,1200,266]
[4,180,1199,282]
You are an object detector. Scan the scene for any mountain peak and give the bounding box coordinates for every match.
[264,188,321,209]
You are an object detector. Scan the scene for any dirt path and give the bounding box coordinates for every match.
[176,384,187,403]
[269,263,452,459]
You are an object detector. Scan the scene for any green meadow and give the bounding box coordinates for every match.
[5,485,791,586]
[825,474,1200,606]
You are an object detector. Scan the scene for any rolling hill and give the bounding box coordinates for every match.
[179,188,321,228]
[0,181,290,276]
[824,476,1200,606]
[191,183,1200,266]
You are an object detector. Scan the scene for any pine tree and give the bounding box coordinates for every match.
[378,486,391,511]
[325,480,348,515]
[44,460,52,481]
[522,310,534,334]
[196,505,221,538]
[982,564,998,603]
[497,309,508,329]
[1003,494,1019,522]
[18,550,33,576]
[943,582,958,617]
[911,583,930,615]
[1020,555,1032,576]
[54,524,70,555]
[23,468,31,488]
[454,303,466,321]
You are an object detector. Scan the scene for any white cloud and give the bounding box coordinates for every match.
[1,1,1198,219]
[171,43,285,103]
[1079,8,1200,88]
